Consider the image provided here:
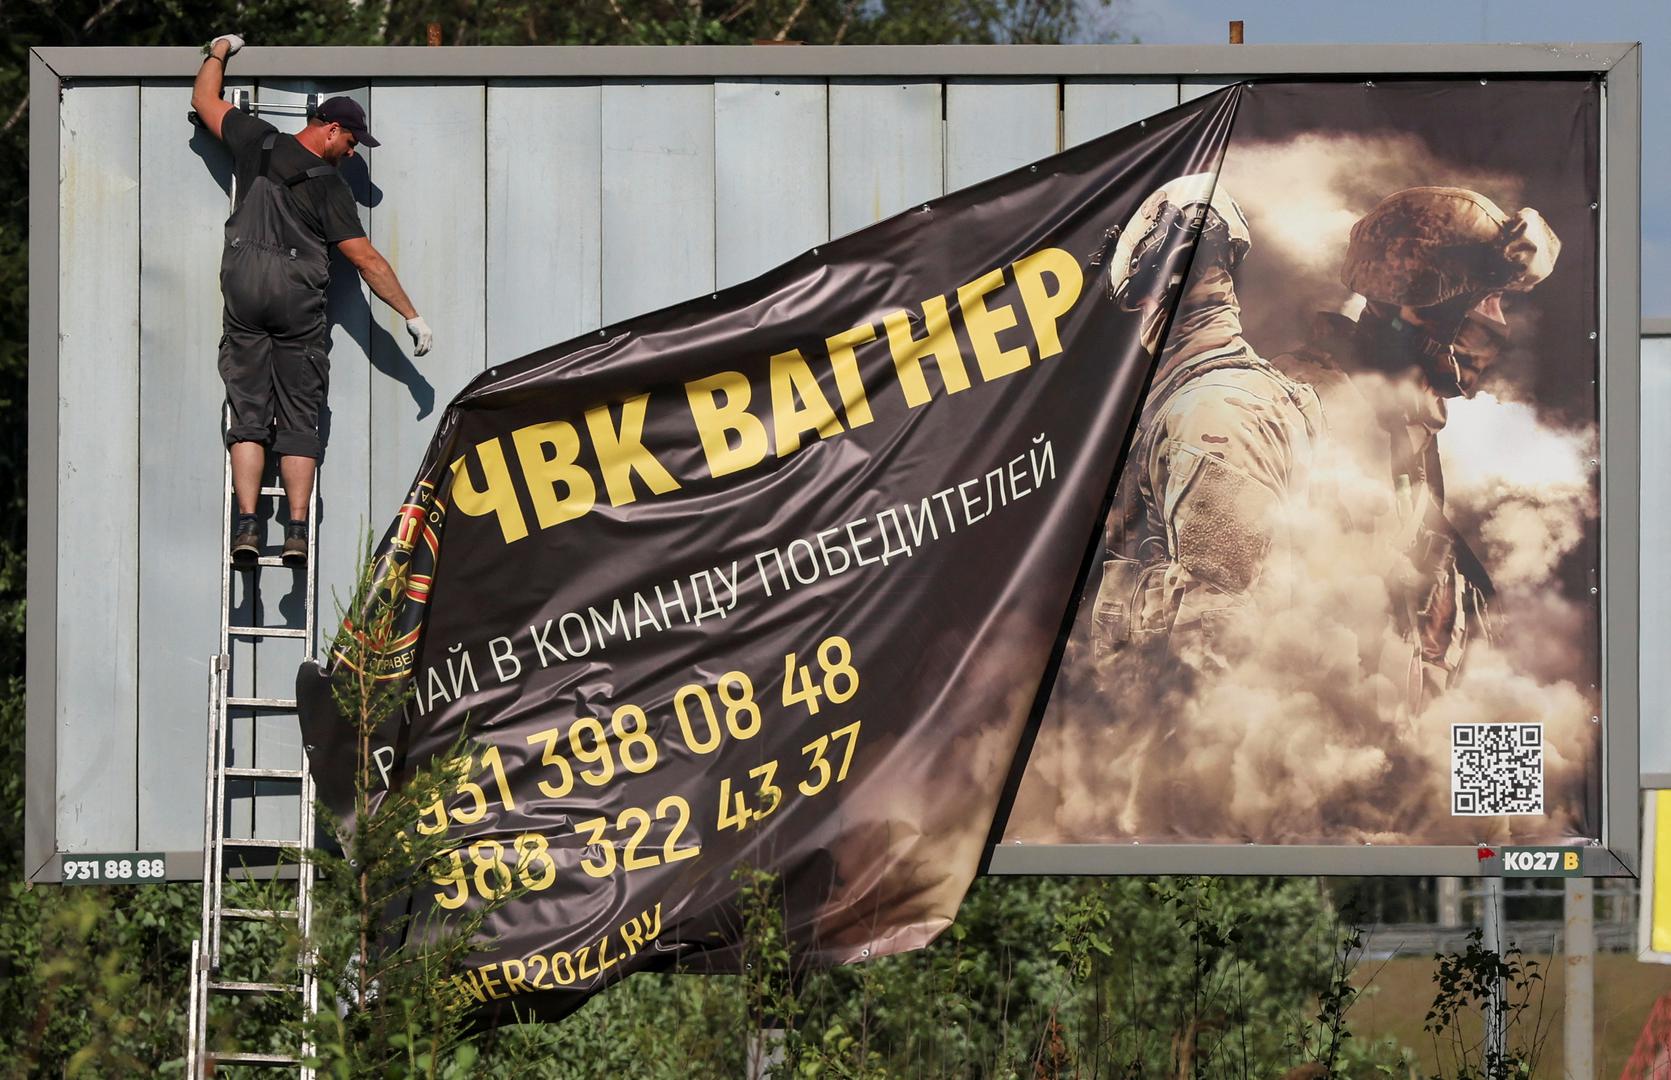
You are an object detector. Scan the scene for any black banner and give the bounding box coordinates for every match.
[300,86,1240,1019]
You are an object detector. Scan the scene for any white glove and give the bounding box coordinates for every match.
[406,315,433,357]
[208,34,245,57]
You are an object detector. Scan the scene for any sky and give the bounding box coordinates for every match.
[1086,0,1670,314]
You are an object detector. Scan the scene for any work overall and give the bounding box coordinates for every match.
[218,131,335,459]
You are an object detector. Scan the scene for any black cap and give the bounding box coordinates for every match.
[313,96,379,148]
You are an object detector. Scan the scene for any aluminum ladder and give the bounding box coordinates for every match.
[186,86,325,1077]
[185,453,322,1076]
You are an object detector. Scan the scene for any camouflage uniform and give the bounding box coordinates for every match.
[1273,186,1561,712]
[1090,176,1322,672]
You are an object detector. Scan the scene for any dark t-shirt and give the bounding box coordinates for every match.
[223,108,366,246]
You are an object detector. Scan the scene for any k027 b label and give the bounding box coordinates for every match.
[1499,847,1581,876]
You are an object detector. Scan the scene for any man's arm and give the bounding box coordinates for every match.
[190,35,243,141]
[337,237,433,356]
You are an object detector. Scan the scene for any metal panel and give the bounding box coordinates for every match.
[601,81,715,324]
[1602,47,1642,871]
[486,80,602,362]
[944,78,1059,192]
[827,79,943,238]
[36,43,1639,79]
[1180,79,1236,103]
[1642,335,1671,782]
[57,82,140,852]
[1062,79,1179,147]
[368,81,486,520]
[987,844,1631,877]
[26,51,62,881]
[714,78,829,289]
[135,80,242,851]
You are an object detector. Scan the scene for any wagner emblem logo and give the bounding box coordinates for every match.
[1499,846,1581,877]
[335,479,444,681]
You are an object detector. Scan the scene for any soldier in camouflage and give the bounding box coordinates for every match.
[1091,174,1323,673]
[1273,186,1562,714]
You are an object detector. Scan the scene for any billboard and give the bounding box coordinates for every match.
[24,46,1639,885]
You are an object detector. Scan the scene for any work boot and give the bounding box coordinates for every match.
[282,521,309,567]
[231,514,260,567]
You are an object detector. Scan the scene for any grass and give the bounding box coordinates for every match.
[1346,952,1671,1077]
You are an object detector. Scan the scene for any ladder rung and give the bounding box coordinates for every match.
[226,696,298,709]
[222,837,302,850]
[229,556,305,570]
[227,625,307,639]
[220,906,299,921]
[210,1053,303,1068]
[209,979,302,994]
[258,485,288,496]
[224,766,304,781]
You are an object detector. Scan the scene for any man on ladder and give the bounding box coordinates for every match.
[192,33,433,566]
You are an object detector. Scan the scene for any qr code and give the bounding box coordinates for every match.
[1451,723,1543,816]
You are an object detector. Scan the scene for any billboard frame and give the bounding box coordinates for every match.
[26,42,1642,881]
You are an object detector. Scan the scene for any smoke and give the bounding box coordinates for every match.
[1440,392,1597,591]
[1006,393,1599,846]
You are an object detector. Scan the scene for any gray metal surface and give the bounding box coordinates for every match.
[26,51,62,880]
[827,79,942,238]
[56,80,140,853]
[35,43,1638,79]
[1643,336,1671,784]
[601,81,716,324]
[985,843,1632,876]
[485,80,603,358]
[26,44,1643,881]
[1602,46,1643,872]
[716,78,829,291]
[1063,79,1179,148]
[945,78,1058,189]
[368,82,486,518]
[137,79,242,852]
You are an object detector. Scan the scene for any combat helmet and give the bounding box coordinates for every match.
[1104,174,1251,357]
[1341,187,1560,310]
[1106,173,1251,308]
